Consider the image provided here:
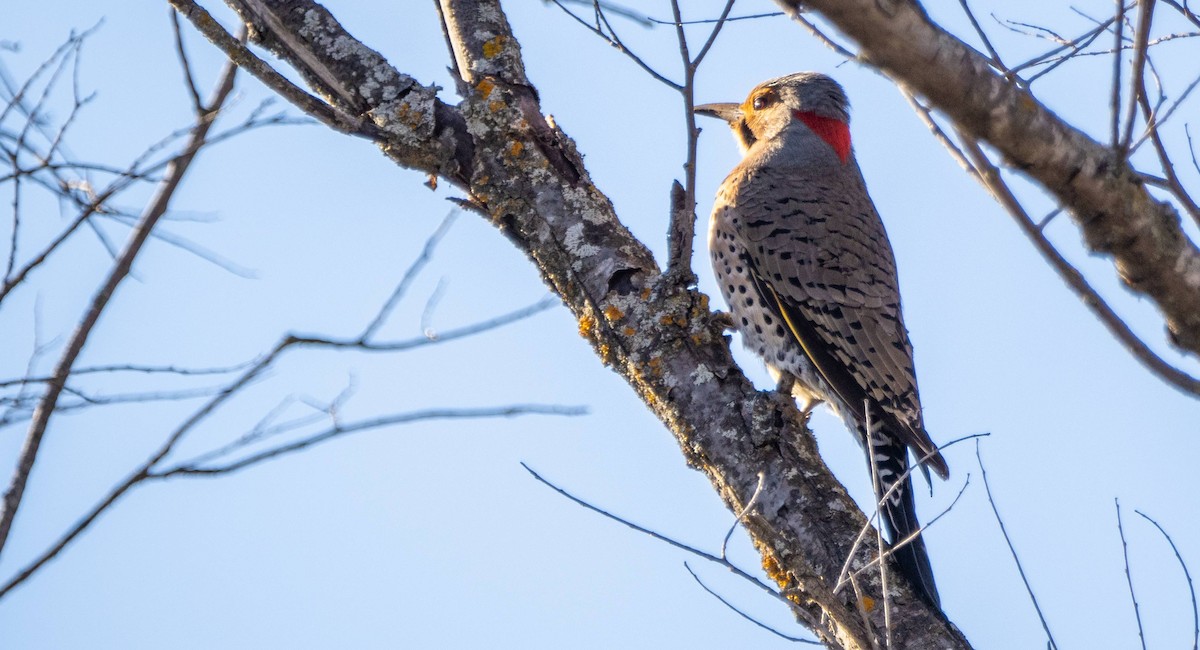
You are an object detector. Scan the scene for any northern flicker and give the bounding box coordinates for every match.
[697,72,948,606]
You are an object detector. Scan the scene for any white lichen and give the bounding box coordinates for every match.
[564,222,599,258]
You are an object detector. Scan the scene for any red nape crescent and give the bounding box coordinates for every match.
[794,110,851,164]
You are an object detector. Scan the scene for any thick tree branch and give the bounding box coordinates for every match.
[173,1,971,646]
[776,0,1200,358]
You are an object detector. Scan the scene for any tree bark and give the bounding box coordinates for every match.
[176,0,973,646]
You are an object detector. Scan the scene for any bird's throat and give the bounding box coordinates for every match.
[793,110,851,163]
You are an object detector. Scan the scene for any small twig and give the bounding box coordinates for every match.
[1120,0,1156,153]
[955,135,1200,398]
[520,462,786,604]
[834,431,986,594]
[721,471,764,560]
[359,210,458,341]
[647,11,784,26]
[1116,499,1148,650]
[169,8,205,114]
[976,440,1058,649]
[781,6,856,58]
[548,0,681,89]
[168,0,384,138]
[683,562,818,644]
[1110,0,1128,149]
[957,0,1008,73]
[0,51,240,561]
[163,405,585,477]
[1134,509,1199,650]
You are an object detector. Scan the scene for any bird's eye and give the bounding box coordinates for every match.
[752,94,770,110]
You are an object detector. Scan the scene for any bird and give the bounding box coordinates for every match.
[695,72,948,607]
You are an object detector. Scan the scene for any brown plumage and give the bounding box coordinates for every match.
[698,72,946,606]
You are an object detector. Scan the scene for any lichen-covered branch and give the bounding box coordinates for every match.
[173,0,971,646]
[775,0,1200,358]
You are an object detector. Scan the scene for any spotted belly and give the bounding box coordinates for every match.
[709,223,830,412]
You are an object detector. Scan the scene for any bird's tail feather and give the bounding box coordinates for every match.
[866,428,941,608]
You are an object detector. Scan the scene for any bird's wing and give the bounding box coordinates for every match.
[732,165,948,478]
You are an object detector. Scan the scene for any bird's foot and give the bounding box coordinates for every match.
[775,371,796,397]
[710,310,736,333]
[798,398,824,425]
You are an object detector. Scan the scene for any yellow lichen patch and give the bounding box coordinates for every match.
[509,141,524,157]
[476,78,494,99]
[623,326,636,337]
[603,305,624,322]
[578,314,596,339]
[762,554,792,588]
[861,595,876,612]
[482,34,506,59]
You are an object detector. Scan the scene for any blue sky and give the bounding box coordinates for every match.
[2,1,1197,648]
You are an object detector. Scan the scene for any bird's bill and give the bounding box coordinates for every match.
[694,102,743,124]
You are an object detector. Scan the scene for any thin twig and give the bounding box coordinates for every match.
[953,134,1200,398]
[168,0,385,138]
[520,462,787,604]
[1116,499,1148,650]
[976,440,1058,649]
[0,51,240,560]
[1120,0,1156,152]
[683,562,818,644]
[957,0,1008,73]
[1110,0,1128,148]
[359,210,458,341]
[1134,509,1199,650]
[162,405,585,477]
[548,0,681,89]
[721,471,764,560]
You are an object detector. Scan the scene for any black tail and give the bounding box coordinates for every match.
[866,428,941,607]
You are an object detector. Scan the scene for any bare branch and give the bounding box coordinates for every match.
[1115,499,1148,650]
[161,405,585,477]
[359,210,457,341]
[976,441,1058,649]
[955,135,1200,398]
[1120,0,1156,152]
[1134,509,1200,650]
[683,563,818,644]
[0,53,240,560]
[168,0,384,139]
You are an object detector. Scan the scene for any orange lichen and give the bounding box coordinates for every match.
[578,314,596,339]
[482,34,506,59]
[762,555,791,588]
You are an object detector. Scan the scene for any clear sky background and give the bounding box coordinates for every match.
[2,1,1197,648]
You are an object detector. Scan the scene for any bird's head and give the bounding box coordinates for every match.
[695,72,851,163]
